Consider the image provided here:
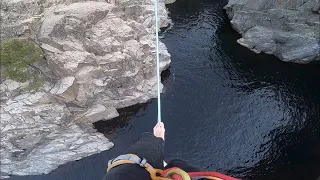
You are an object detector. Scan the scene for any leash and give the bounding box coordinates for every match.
[153,0,162,123]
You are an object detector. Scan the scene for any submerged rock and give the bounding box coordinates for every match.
[224,0,320,63]
[1,0,171,178]
[165,0,176,4]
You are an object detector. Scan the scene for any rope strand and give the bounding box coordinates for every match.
[153,0,161,123]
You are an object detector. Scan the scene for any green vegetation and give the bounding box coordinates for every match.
[0,39,44,91]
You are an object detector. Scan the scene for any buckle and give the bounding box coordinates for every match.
[139,158,147,167]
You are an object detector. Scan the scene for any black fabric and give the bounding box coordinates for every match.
[103,132,164,180]
[103,132,203,180]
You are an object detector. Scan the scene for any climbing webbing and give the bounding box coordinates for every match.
[107,154,241,180]
[153,0,162,123]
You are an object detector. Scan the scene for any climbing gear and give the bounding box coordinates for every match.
[107,154,169,180]
[153,0,162,123]
[163,168,240,180]
[107,154,240,180]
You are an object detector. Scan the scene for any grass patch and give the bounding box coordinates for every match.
[1,39,44,92]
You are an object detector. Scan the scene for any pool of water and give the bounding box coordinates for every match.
[8,0,320,180]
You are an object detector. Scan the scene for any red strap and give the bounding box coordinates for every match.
[189,172,240,180]
[162,167,240,180]
[162,168,184,180]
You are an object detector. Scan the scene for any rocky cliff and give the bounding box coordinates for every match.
[0,0,171,178]
[224,0,320,63]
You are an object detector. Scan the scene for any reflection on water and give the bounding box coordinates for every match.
[8,0,320,180]
[159,0,320,179]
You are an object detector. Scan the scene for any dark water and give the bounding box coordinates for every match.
[9,0,320,180]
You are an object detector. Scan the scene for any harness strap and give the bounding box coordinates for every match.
[107,154,240,180]
[108,154,147,168]
[107,154,171,180]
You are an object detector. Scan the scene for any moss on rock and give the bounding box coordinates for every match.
[1,39,44,91]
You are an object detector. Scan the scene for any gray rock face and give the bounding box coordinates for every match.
[0,79,115,179]
[224,0,320,63]
[1,0,171,178]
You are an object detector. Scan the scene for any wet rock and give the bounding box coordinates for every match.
[165,0,176,4]
[224,0,320,63]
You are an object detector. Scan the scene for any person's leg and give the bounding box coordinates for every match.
[123,122,165,169]
[104,122,165,180]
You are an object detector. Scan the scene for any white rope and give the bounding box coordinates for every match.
[153,0,161,123]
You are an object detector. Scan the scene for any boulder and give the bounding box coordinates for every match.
[224,0,320,63]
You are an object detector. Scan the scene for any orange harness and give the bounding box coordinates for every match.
[107,154,240,180]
